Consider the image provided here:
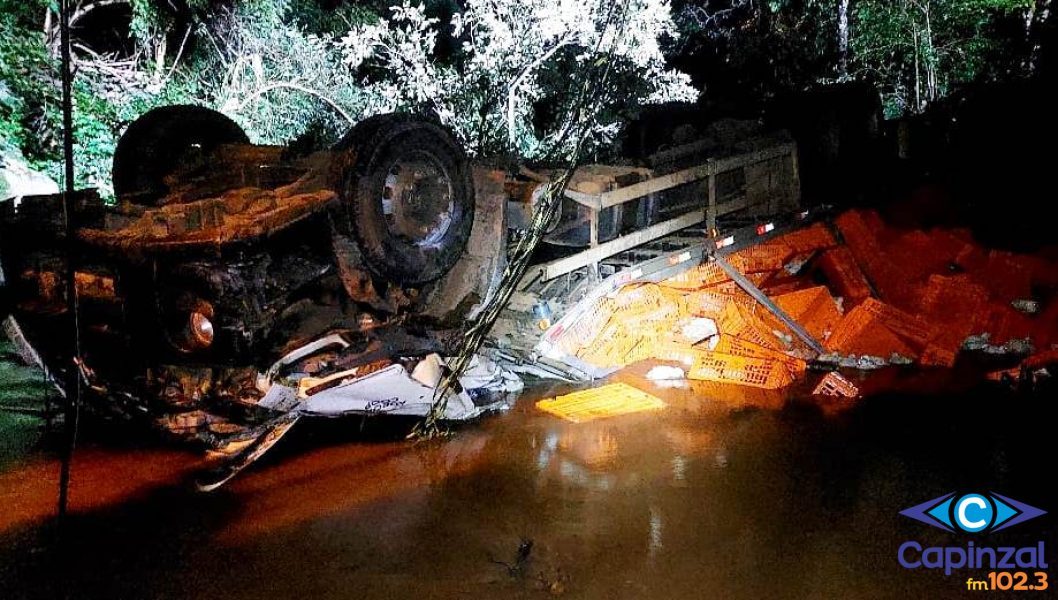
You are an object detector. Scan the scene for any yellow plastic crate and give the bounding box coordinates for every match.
[536,383,666,423]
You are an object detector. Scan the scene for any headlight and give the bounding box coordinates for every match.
[168,298,215,353]
[188,311,214,349]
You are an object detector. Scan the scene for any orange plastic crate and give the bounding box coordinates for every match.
[728,243,793,274]
[858,298,934,348]
[686,351,795,390]
[825,305,917,359]
[835,210,884,269]
[684,289,757,317]
[919,342,958,368]
[773,286,843,341]
[558,303,614,354]
[575,323,640,367]
[662,262,731,290]
[919,274,988,315]
[711,334,807,377]
[817,247,872,307]
[977,303,1037,346]
[717,302,784,350]
[537,383,666,423]
[812,371,860,398]
[977,250,1035,301]
[917,274,988,346]
[773,222,838,254]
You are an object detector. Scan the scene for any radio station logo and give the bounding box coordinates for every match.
[900,492,1046,534]
[896,491,1049,582]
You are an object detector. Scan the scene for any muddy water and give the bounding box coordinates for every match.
[1,362,1055,599]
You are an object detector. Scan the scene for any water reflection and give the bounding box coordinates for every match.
[1,364,1050,599]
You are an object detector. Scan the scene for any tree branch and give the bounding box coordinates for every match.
[506,35,571,147]
[69,0,130,27]
[229,82,356,125]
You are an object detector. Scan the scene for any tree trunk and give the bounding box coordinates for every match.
[153,36,168,81]
[922,0,937,104]
[837,0,850,76]
[1027,0,1053,73]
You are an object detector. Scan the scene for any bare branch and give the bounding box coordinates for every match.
[228,82,356,125]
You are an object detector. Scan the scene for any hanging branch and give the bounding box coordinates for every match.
[226,81,356,125]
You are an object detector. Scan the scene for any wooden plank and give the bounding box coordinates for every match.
[516,166,603,210]
[565,189,602,210]
[519,142,793,212]
[706,174,717,231]
[539,209,705,281]
[597,143,795,209]
[716,196,751,216]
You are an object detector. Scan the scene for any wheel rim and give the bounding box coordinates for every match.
[380,152,455,249]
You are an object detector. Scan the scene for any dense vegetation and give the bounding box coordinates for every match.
[0,0,1050,197]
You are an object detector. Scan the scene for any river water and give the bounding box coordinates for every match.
[1,349,1055,599]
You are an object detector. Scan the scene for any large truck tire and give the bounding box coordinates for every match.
[112,105,249,204]
[337,115,475,286]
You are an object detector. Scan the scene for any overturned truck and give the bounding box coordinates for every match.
[0,108,520,432]
[0,106,803,456]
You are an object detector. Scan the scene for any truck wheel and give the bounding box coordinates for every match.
[337,115,475,286]
[112,105,249,204]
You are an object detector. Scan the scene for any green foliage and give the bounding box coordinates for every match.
[338,0,697,159]
[1,0,61,166]
[0,0,1045,200]
[850,0,1033,116]
[2,0,385,196]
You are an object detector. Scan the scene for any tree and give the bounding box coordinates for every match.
[338,0,698,158]
[838,0,851,76]
[850,0,1034,115]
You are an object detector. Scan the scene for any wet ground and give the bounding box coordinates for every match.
[1,343,1055,599]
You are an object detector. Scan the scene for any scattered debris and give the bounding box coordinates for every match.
[1012,299,1041,315]
[531,209,1058,392]
[645,365,686,381]
[812,372,861,398]
[492,538,534,578]
[196,412,301,492]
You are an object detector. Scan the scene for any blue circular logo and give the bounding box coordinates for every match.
[953,493,994,532]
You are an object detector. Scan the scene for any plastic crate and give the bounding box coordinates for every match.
[684,289,758,317]
[773,285,843,341]
[711,334,807,377]
[728,243,793,274]
[835,210,884,269]
[858,298,934,348]
[977,303,1037,346]
[557,302,614,355]
[812,371,860,398]
[919,342,958,368]
[825,305,917,359]
[976,250,1035,301]
[662,262,731,290]
[717,302,784,350]
[773,222,838,254]
[575,322,640,367]
[917,274,988,347]
[686,351,795,390]
[537,383,666,423]
[817,247,872,307]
